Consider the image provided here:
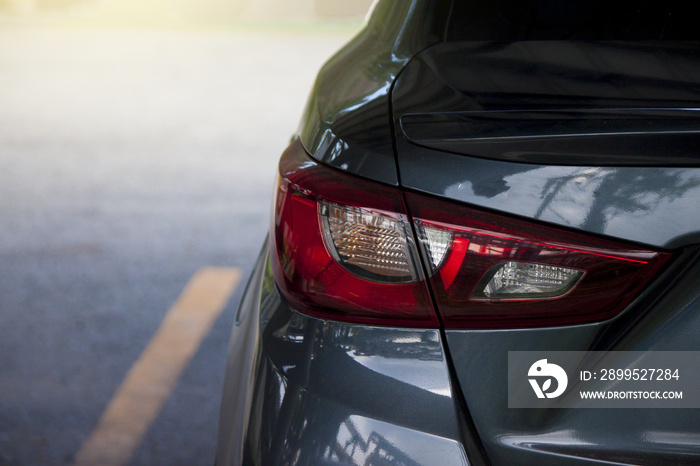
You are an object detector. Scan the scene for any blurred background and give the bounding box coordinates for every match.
[0,1,370,464]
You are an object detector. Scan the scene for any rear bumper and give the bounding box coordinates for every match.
[215,240,470,465]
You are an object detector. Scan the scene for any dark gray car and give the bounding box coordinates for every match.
[216,1,700,464]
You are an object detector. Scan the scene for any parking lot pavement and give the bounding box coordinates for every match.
[0,26,353,465]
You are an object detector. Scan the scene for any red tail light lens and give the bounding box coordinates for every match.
[406,193,673,328]
[270,141,438,327]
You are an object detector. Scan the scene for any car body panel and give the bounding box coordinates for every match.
[217,241,472,465]
[445,247,700,465]
[216,244,266,466]
[400,108,700,167]
[396,145,700,248]
[298,0,451,186]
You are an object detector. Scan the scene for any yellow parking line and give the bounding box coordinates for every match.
[73,267,242,466]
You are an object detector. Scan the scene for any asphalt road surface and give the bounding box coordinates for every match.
[0,25,353,465]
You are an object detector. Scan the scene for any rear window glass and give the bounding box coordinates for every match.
[448,1,699,40]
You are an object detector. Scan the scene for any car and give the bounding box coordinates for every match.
[216,1,700,464]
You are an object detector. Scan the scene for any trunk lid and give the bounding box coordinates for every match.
[393,41,700,465]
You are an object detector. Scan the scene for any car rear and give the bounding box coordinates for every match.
[217,1,700,464]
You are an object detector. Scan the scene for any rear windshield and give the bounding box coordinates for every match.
[448,1,699,41]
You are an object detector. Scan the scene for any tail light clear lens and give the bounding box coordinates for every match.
[270,140,672,329]
[407,193,672,328]
[319,200,421,283]
[270,141,438,327]
[471,262,584,300]
[416,225,453,271]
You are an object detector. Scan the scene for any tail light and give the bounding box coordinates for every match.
[407,193,672,328]
[270,141,438,327]
[270,140,672,329]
